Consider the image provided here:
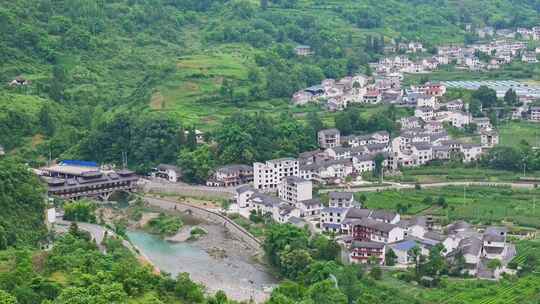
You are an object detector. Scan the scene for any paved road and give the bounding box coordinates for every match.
[139,178,235,199]
[320,181,538,193]
[55,219,134,253]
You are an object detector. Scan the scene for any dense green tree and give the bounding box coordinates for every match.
[279,248,314,280]
[264,224,309,267]
[504,89,519,106]
[373,153,386,183]
[307,280,347,304]
[186,127,198,151]
[472,86,497,109]
[0,290,17,304]
[385,249,397,266]
[310,235,340,261]
[63,200,97,223]
[302,261,341,285]
[481,146,522,171]
[337,265,363,304]
[175,273,205,302]
[38,104,56,137]
[0,158,46,246]
[268,281,306,303]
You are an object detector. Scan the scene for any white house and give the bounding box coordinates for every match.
[461,144,483,162]
[389,239,430,265]
[473,117,491,130]
[320,206,349,233]
[234,185,257,210]
[318,129,341,149]
[415,107,435,121]
[456,236,483,276]
[350,218,405,243]
[155,164,182,182]
[278,176,312,205]
[254,158,299,192]
[482,227,508,260]
[481,130,499,148]
[297,198,322,217]
[445,99,464,111]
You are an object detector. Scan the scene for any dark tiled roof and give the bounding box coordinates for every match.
[329,191,354,200]
[458,236,483,256]
[483,227,507,242]
[300,198,322,206]
[351,218,399,233]
[423,231,446,242]
[351,241,385,249]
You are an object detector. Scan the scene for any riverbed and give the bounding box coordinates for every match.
[127,227,276,303]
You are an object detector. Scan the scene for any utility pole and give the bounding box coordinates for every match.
[463,185,466,205]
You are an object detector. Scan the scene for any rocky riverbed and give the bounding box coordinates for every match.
[127,216,276,303]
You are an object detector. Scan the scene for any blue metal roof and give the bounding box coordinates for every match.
[323,223,342,229]
[60,160,98,167]
[391,240,418,252]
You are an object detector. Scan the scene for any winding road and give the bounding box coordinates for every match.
[54,219,135,253]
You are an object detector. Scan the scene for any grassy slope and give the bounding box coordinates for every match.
[2,0,540,152]
[499,121,540,148]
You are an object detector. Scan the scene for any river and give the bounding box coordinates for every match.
[127,229,277,303]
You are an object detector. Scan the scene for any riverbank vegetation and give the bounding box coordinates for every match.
[0,226,243,304]
[145,213,183,237]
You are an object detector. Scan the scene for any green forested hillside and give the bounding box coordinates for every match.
[0,158,47,247]
[2,0,540,169]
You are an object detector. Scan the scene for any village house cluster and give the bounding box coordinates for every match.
[439,40,537,71]
[344,213,517,280]
[291,30,540,111]
[291,74,378,111]
[207,83,501,188]
[231,179,516,279]
[478,25,540,41]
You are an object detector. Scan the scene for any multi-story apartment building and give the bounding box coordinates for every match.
[530,107,540,122]
[318,128,341,148]
[253,158,299,192]
[278,176,312,205]
[351,218,404,243]
[349,241,386,265]
[206,164,253,187]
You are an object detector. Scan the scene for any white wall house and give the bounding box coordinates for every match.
[254,158,299,192]
[278,176,312,205]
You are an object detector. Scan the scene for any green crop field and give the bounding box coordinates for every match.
[404,62,540,85]
[361,185,540,228]
[385,164,540,184]
[499,121,540,148]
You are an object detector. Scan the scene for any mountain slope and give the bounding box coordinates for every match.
[1,0,539,167]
